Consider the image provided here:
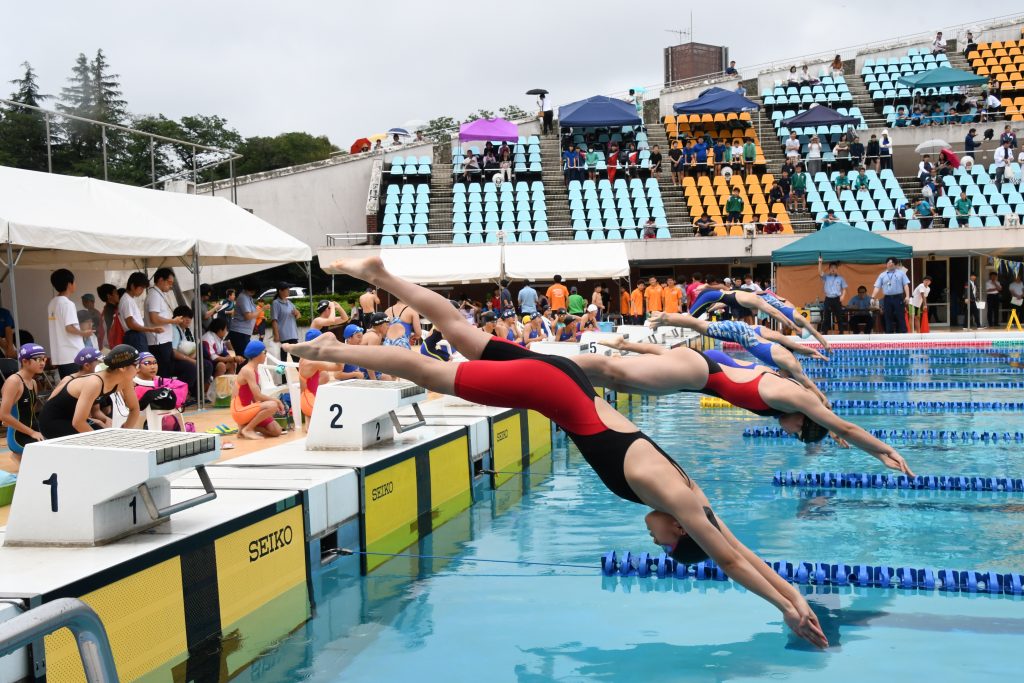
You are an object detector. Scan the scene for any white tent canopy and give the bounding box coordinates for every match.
[378,245,503,285]
[504,242,629,280]
[0,166,311,269]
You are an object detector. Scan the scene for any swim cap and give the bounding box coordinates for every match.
[587,304,598,313]
[18,343,46,361]
[316,300,332,313]
[342,324,362,340]
[304,329,322,342]
[104,344,140,370]
[522,315,532,324]
[243,340,266,359]
[668,507,720,565]
[74,347,103,366]
[797,416,829,444]
[138,351,156,364]
[368,312,389,327]
[480,311,497,323]
[501,309,516,319]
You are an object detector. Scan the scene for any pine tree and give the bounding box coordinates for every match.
[0,62,52,171]
[89,49,127,125]
[55,53,98,174]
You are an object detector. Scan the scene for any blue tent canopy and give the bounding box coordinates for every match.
[782,105,859,128]
[897,66,988,89]
[672,87,761,114]
[559,96,641,127]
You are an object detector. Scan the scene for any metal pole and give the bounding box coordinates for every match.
[192,146,197,187]
[230,158,237,204]
[150,136,156,188]
[101,125,108,181]
[192,249,204,410]
[5,241,20,349]
[307,261,314,323]
[44,113,52,173]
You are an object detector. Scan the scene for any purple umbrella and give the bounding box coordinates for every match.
[458,118,519,142]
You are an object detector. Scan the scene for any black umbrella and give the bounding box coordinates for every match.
[526,88,549,96]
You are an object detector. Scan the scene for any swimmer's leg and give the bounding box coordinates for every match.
[286,334,458,394]
[327,256,491,360]
[571,348,707,395]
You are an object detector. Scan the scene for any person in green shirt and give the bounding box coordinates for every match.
[585,148,599,182]
[834,173,851,191]
[725,188,744,226]
[567,286,586,315]
[954,190,973,227]
[854,167,871,194]
[790,165,808,211]
[742,137,757,177]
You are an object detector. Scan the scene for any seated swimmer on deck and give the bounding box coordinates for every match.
[284,255,830,649]
[232,340,284,440]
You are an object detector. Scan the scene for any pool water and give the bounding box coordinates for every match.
[233,348,1024,682]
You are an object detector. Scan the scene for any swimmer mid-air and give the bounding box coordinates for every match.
[649,313,831,407]
[285,256,829,648]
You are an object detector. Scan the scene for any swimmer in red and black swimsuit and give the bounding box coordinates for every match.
[285,256,829,649]
[591,335,913,476]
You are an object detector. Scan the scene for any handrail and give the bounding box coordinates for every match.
[0,598,119,682]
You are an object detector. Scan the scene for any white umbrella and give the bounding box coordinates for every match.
[915,139,951,155]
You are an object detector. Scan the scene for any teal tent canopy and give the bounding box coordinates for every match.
[771,223,911,265]
[897,66,988,89]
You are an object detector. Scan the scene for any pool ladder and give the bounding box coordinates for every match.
[0,598,118,682]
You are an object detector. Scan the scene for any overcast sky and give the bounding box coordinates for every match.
[0,2,1005,148]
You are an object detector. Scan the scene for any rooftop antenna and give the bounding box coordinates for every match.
[665,12,694,44]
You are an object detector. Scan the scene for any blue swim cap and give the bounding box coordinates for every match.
[243,339,266,359]
[304,329,322,342]
[342,324,362,340]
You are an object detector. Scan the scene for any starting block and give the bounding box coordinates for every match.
[5,430,219,546]
[306,379,427,450]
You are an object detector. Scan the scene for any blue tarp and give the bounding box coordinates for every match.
[672,87,761,114]
[782,105,859,128]
[559,96,641,127]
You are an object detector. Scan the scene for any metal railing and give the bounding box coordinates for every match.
[0,598,118,682]
[0,98,241,195]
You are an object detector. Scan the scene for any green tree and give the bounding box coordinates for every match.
[463,108,495,122]
[55,53,95,173]
[422,115,458,144]
[499,104,530,120]
[0,62,51,171]
[115,113,243,186]
[234,132,337,176]
[54,49,129,177]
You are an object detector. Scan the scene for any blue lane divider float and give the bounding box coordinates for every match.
[600,552,1024,595]
[819,381,1024,391]
[830,399,1024,412]
[771,470,1024,492]
[804,368,1024,378]
[744,426,1024,443]
[804,357,1022,366]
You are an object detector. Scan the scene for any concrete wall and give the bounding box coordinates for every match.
[852,122,1010,176]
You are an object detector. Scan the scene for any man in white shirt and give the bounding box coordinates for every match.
[909,275,931,333]
[994,140,1012,190]
[1009,274,1024,324]
[47,268,90,377]
[984,272,1003,329]
[146,268,183,378]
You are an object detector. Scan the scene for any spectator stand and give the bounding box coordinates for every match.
[967,36,1024,119]
[808,169,908,232]
[380,152,433,246]
[771,104,868,167]
[934,164,1024,228]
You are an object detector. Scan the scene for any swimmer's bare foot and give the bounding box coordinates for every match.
[239,427,265,440]
[329,256,386,285]
[284,332,346,362]
[601,335,626,350]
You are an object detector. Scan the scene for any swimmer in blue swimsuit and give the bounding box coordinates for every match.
[688,286,797,331]
[650,314,831,407]
[756,291,831,353]
[382,303,419,349]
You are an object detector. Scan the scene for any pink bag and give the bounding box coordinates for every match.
[155,376,189,408]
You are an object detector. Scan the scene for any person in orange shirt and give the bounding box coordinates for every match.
[546,275,569,312]
[644,277,663,316]
[662,277,683,313]
[629,282,645,324]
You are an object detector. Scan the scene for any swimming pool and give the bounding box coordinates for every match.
[232,345,1024,682]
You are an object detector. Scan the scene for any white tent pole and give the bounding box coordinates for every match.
[5,241,19,349]
[192,249,204,411]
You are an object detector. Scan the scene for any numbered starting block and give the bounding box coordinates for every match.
[5,430,219,546]
[306,379,427,450]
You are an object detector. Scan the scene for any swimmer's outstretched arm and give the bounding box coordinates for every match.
[630,474,828,648]
[757,327,828,361]
[734,291,800,331]
[769,386,914,476]
[772,352,830,408]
